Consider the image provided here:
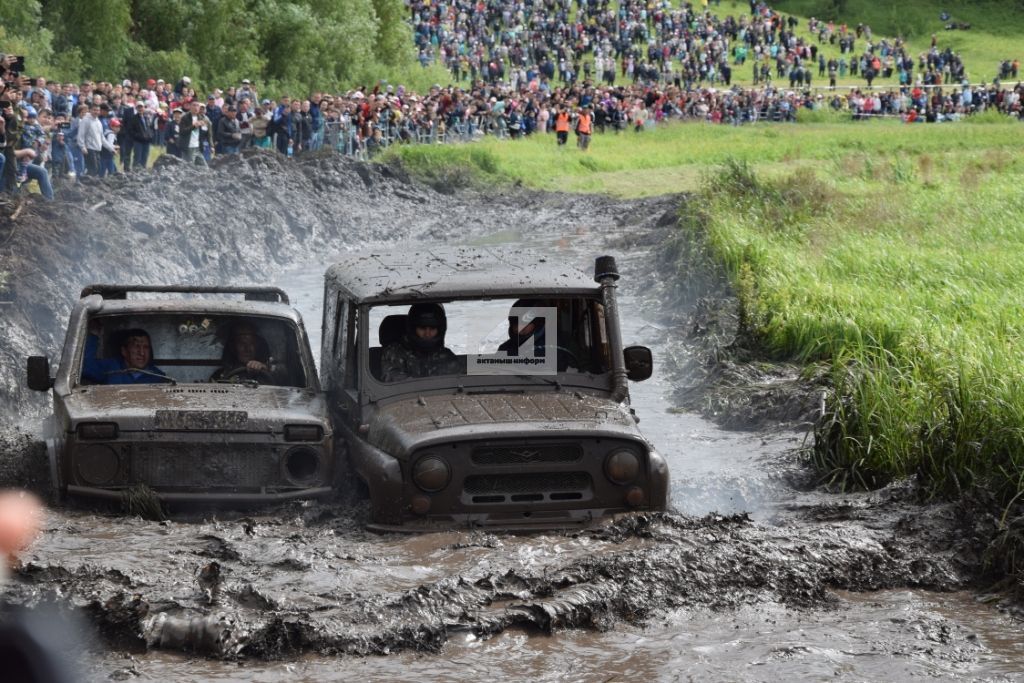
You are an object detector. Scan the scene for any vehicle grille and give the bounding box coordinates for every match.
[471,444,582,466]
[132,445,278,489]
[463,472,590,495]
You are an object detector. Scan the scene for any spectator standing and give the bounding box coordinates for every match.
[252,104,271,149]
[236,99,254,149]
[554,105,570,145]
[128,102,154,169]
[99,118,120,177]
[576,106,593,151]
[216,106,242,155]
[237,79,259,107]
[309,93,324,150]
[114,94,134,172]
[49,126,70,180]
[76,103,103,177]
[178,101,210,167]
[164,108,183,158]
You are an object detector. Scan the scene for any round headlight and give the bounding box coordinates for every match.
[412,455,450,492]
[77,444,121,485]
[605,449,641,485]
[283,447,322,486]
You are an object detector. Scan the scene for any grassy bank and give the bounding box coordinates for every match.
[387,118,1024,540]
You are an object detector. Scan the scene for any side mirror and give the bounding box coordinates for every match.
[623,346,653,382]
[26,356,54,392]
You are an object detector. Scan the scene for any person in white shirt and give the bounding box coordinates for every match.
[75,103,103,176]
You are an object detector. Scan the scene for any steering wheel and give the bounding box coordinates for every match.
[222,365,274,383]
[554,346,580,370]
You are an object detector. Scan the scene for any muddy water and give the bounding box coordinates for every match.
[3,178,1022,681]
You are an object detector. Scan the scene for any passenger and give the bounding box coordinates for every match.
[210,322,286,384]
[380,303,461,381]
[82,328,168,384]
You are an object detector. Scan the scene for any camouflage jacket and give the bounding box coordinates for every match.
[380,342,461,382]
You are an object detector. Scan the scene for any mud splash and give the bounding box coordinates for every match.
[2,495,982,662]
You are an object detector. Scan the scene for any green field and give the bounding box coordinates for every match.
[386,117,1024,564]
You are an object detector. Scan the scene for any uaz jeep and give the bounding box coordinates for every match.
[321,248,668,530]
[27,285,334,505]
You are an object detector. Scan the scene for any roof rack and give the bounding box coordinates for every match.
[79,285,290,304]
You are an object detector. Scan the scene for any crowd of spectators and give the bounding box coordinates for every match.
[1,0,1021,200]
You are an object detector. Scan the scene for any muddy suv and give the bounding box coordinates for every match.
[321,248,668,530]
[26,285,334,506]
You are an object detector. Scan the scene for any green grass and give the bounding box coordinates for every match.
[385,118,1024,197]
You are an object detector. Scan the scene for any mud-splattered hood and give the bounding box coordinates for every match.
[61,384,330,433]
[367,391,643,457]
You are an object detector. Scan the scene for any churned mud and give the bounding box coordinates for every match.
[0,151,1021,681]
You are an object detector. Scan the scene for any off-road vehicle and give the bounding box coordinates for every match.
[26,285,334,505]
[321,248,668,530]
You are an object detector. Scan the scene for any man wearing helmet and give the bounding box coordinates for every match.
[380,303,461,382]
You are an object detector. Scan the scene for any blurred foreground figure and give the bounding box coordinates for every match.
[0,490,76,683]
[0,490,42,573]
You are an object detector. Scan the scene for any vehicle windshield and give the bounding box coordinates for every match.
[368,297,611,384]
[77,313,309,387]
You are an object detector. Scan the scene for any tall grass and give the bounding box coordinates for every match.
[688,152,1024,518]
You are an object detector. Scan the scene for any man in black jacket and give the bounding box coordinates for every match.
[114,95,134,172]
[128,102,155,169]
[216,106,242,155]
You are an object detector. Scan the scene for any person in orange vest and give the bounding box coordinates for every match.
[575,106,593,151]
[554,104,571,146]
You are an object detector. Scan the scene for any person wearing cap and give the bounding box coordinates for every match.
[380,303,461,382]
[99,117,120,177]
[238,79,258,108]
[8,109,55,200]
[127,101,155,168]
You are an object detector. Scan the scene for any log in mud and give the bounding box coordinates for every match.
[0,152,1020,681]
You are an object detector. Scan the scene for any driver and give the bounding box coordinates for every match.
[82,327,168,384]
[497,299,547,358]
[210,322,286,384]
[380,303,461,381]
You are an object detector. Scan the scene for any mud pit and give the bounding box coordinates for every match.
[1,153,1021,681]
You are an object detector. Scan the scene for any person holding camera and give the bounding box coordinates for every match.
[0,80,24,193]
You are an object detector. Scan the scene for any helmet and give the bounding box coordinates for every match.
[407,303,447,351]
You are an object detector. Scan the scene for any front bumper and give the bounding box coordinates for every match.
[67,485,334,505]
